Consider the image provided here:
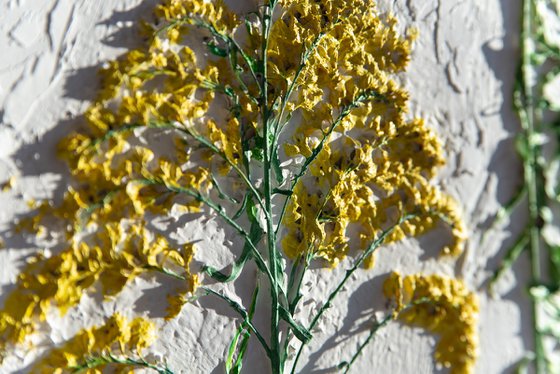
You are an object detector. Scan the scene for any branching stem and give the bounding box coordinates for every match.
[290,214,416,373]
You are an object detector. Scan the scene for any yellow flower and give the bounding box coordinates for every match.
[277,0,464,267]
[384,272,479,374]
[34,313,155,373]
[165,243,200,320]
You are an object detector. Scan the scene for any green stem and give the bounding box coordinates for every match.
[231,282,260,372]
[140,178,274,287]
[147,265,272,358]
[281,250,313,364]
[144,265,187,281]
[275,90,386,235]
[341,314,393,374]
[260,2,283,373]
[177,124,265,207]
[88,120,264,210]
[202,286,272,356]
[280,179,343,362]
[71,353,173,374]
[157,15,261,91]
[519,0,545,371]
[271,29,331,139]
[289,214,416,373]
[340,298,431,373]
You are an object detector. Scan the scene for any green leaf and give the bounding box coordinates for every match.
[515,134,530,159]
[232,193,249,220]
[207,42,228,57]
[252,58,264,74]
[338,362,349,370]
[287,254,311,314]
[244,18,253,37]
[251,134,265,162]
[279,306,312,344]
[202,221,262,283]
[240,122,264,163]
[224,85,236,98]
[226,328,243,373]
[232,284,260,373]
[247,198,259,224]
[250,148,264,162]
[272,146,284,184]
[211,174,239,204]
[203,251,250,283]
[272,188,292,196]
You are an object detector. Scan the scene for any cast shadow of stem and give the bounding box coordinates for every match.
[297,273,447,374]
[479,0,535,367]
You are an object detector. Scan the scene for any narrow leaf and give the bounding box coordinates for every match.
[211,174,239,204]
[273,188,292,196]
[232,284,260,372]
[279,306,312,343]
[489,231,530,291]
[226,328,242,373]
[272,146,284,185]
[233,193,249,220]
[207,42,228,57]
[203,221,262,283]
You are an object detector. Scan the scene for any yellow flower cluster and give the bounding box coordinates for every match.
[271,0,413,106]
[165,242,199,320]
[2,0,251,354]
[34,313,155,373]
[0,224,197,352]
[155,0,238,34]
[278,0,465,265]
[383,272,479,374]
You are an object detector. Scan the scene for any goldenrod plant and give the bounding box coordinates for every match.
[487,0,560,372]
[0,0,475,373]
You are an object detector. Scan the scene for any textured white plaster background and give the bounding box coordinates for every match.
[0,0,532,373]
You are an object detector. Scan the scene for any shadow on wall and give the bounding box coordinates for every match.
[482,0,525,213]
[3,0,162,252]
[480,0,535,367]
[298,276,394,374]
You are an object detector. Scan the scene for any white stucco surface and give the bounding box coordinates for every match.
[0,0,531,373]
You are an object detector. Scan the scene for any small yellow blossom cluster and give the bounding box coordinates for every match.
[0,0,258,354]
[1,0,249,355]
[383,272,479,374]
[34,313,155,373]
[155,0,238,34]
[271,0,413,108]
[165,242,199,320]
[278,0,465,265]
[0,1,255,356]
[0,225,197,353]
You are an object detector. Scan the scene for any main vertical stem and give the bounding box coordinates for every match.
[261,2,282,373]
[520,0,544,372]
